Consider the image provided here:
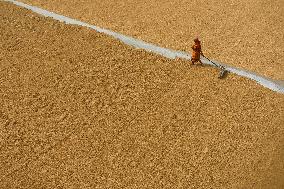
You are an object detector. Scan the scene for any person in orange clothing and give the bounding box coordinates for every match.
[191,37,204,65]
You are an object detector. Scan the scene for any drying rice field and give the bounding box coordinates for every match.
[0,1,283,188]
[21,0,284,80]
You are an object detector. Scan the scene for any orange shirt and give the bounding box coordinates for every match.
[191,44,201,60]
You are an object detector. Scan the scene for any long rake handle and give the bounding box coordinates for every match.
[201,54,220,68]
[201,54,227,79]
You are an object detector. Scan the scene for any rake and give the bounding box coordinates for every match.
[201,54,228,79]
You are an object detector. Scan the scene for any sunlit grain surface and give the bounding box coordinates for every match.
[20,0,284,80]
[0,2,283,188]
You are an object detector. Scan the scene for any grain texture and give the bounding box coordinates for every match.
[0,2,284,189]
[20,0,284,80]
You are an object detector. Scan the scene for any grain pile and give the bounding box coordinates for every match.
[20,0,284,80]
[0,2,284,189]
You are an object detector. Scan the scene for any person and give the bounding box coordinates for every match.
[191,38,204,65]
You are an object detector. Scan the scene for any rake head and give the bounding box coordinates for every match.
[218,66,228,79]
